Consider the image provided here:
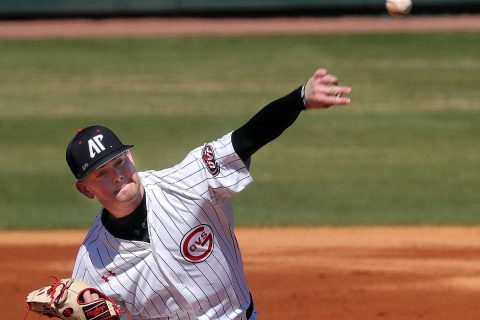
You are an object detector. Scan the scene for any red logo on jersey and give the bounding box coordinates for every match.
[202,144,220,176]
[181,225,214,263]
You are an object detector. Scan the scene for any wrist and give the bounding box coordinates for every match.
[300,84,307,109]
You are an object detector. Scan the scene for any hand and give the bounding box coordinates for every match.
[303,68,352,109]
[82,290,100,302]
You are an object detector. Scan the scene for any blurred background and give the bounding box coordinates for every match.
[0,1,479,229]
[0,0,479,18]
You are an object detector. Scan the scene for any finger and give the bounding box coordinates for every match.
[318,94,351,106]
[83,290,93,302]
[306,93,351,109]
[313,68,328,79]
[315,86,351,98]
[318,74,338,85]
[331,95,351,105]
[83,290,101,303]
[329,86,353,96]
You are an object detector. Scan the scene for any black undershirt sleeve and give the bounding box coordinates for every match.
[232,86,305,163]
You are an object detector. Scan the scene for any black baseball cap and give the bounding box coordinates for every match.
[66,125,133,180]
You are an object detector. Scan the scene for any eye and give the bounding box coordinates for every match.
[96,171,106,178]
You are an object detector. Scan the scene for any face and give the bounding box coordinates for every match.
[76,150,143,212]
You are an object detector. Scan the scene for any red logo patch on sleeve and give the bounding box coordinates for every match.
[202,144,220,176]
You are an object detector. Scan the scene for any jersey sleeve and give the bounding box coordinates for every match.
[200,131,253,198]
[72,245,89,281]
[143,132,252,201]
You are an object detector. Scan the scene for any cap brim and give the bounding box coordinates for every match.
[77,145,134,180]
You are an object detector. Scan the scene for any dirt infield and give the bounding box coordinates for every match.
[0,15,480,38]
[7,227,480,320]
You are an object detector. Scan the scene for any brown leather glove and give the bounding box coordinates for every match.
[26,277,122,319]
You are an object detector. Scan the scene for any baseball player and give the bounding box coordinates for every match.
[66,68,351,320]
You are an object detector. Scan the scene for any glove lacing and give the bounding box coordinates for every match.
[46,275,68,306]
[24,275,67,319]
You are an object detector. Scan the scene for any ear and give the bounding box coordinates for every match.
[76,180,95,199]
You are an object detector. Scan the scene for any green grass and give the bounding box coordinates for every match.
[0,32,479,228]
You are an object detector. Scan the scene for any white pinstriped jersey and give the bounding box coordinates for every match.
[72,132,256,320]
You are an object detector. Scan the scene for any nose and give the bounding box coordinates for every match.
[112,168,123,184]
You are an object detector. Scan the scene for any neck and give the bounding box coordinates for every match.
[102,186,145,218]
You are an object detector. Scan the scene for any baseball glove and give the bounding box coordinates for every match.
[25,276,122,320]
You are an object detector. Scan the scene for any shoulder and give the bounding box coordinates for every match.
[80,213,105,247]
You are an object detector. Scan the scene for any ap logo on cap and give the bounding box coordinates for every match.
[88,135,106,158]
[66,125,133,179]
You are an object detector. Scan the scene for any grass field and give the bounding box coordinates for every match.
[0,32,479,228]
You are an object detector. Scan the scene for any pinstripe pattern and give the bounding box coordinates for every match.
[72,133,256,320]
